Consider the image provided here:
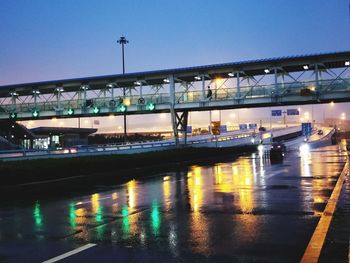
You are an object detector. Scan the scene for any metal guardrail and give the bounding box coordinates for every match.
[0,132,257,160]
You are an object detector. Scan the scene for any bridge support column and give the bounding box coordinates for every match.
[11,92,17,112]
[56,88,62,111]
[169,75,179,146]
[139,82,143,98]
[110,84,114,100]
[170,110,189,146]
[201,75,206,100]
[315,64,320,99]
[175,111,188,145]
[236,72,241,99]
[273,68,281,103]
[81,85,88,111]
[274,68,279,96]
[33,93,38,109]
[170,107,179,146]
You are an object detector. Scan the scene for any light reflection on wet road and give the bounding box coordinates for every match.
[0,143,347,262]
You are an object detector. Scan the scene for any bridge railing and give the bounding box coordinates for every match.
[1,79,349,114]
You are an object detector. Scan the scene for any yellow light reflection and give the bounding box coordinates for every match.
[187,166,209,254]
[91,193,100,213]
[127,180,136,209]
[111,192,118,213]
[188,166,203,212]
[72,205,89,240]
[230,160,255,214]
[163,176,171,210]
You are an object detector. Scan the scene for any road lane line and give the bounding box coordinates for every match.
[42,243,96,263]
[300,158,349,263]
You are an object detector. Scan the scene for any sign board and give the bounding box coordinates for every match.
[301,122,312,136]
[220,125,227,133]
[287,109,299,116]
[248,124,257,130]
[271,110,282,116]
[239,124,248,131]
[186,126,192,134]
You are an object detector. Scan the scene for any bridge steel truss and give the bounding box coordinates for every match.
[0,51,350,145]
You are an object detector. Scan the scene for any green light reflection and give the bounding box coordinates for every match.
[33,201,43,227]
[151,201,160,236]
[96,207,103,223]
[122,205,130,238]
[69,203,76,228]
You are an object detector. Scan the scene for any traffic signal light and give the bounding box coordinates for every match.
[92,106,100,114]
[146,102,156,111]
[32,109,39,118]
[67,108,74,115]
[9,112,17,120]
[119,104,127,113]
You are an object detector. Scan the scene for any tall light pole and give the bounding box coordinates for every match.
[117,36,129,144]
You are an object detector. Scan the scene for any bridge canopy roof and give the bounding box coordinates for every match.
[1,51,349,97]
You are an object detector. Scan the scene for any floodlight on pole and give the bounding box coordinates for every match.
[117,36,129,144]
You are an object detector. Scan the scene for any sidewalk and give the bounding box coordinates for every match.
[319,152,350,262]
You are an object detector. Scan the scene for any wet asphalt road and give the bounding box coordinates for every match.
[0,143,348,263]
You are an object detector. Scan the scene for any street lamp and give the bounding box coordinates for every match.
[117,36,129,144]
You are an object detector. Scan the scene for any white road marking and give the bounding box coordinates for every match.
[42,243,96,263]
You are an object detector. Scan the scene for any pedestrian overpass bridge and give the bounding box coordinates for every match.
[1,51,349,144]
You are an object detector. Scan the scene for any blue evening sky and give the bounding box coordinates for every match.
[0,0,349,85]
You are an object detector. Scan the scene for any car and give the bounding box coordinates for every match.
[258,126,267,132]
[71,144,97,153]
[317,129,323,135]
[270,142,286,163]
[270,142,286,152]
[63,148,78,154]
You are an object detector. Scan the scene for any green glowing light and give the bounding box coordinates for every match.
[67,108,74,115]
[69,203,76,228]
[32,110,39,118]
[9,112,17,120]
[33,201,43,227]
[151,201,160,236]
[147,102,156,111]
[121,205,130,238]
[119,104,127,113]
[95,207,103,223]
[92,106,100,114]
